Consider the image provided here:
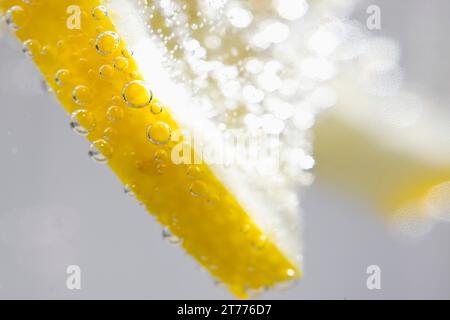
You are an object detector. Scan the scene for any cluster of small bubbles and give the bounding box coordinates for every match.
[91,6,108,20]
[95,31,120,55]
[147,121,171,145]
[88,139,113,164]
[54,69,71,87]
[162,227,181,245]
[122,80,153,108]
[135,0,416,277]
[5,6,24,31]
[70,109,96,136]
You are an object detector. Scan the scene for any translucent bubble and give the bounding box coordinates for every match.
[189,181,207,197]
[121,47,134,58]
[88,140,113,163]
[122,80,153,108]
[154,149,169,162]
[5,6,24,31]
[162,227,181,245]
[147,121,171,145]
[113,56,128,71]
[187,165,203,180]
[54,69,71,87]
[251,234,267,250]
[22,39,40,57]
[150,102,163,115]
[95,31,119,55]
[124,184,136,197]
[70,110,96,135]
[106,105,124,122]
[240,224,251,234]
[72,85,92,106]
[99,64,114,78]
[91,6,108,20]
[103,127,118,141]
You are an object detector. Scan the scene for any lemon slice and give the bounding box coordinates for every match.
[315,87,450,230]
[0,0,301,297]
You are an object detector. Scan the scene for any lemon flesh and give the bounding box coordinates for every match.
[0,0,301,298]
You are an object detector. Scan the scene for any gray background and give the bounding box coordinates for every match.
[0,0,449,299]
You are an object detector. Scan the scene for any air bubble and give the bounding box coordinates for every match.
[124,184,136,197]
[251,234,267,250]
[150,102,163,114]
[147,121,171,145]
[95,31,119,55]
[240,224,251,234]
[91,6,108,20]
[88,140,113,163]
[113,56,128,71]
[121,47,134,58]
[5,6,24,31]
[99,65,114,78]
[189,181,208,197]
[154,149,169,162]
[103,127,118,141]
[55,69,71,87]
[122,80,153,108]
[72,85,92,106]
[70,110,96,136]
[162,227,181,245]
[187,165,202,179]
[22,39,40,57]
[106,105,125,122]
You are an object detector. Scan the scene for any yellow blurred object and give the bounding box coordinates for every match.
[314,89,450,223]
[0,0,300,297]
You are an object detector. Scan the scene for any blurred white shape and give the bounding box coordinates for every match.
[301,57,336,81]
[227,5,253,29]
[426,182,450,222]
[275,0,308,21]
[379,93,423,128]
[390,203,435,241]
